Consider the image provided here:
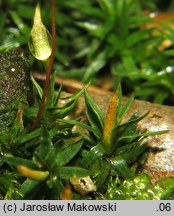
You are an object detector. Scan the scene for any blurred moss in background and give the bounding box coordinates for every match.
[1,0,174,104]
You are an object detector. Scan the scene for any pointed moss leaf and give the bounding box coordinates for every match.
[83,51,108,82]
[95,160,111,188]
[53,84,63,107]
[140,130,169,137]
[9,118,21,142]
[30,74,43,99]
[16,128,41,145]
[117,111,149,132]
[9,11,30,36]
[58,167,90,179]
[47,105,73,119]
[76,21,98,33]
[117,141,146,161]
[49,121,73,135]
[54,140,83,167]
[62,119,96,134]
[16,179,45,199]
[46,73,57,108]
[46,74,65,109]
[79,144,105,168]
[2,156,38,170]
[34,127,55,167]
[117,95,134,123]
[98,0,114,15]
[84,91,105,138]
[116,84,123,120]
[121,49,137,72]
[118,129,169,143]
[125,30,151,47]
[110,156,134,179]
[49,88,84,119]
[70,86,86,101]
[112,112,144,145]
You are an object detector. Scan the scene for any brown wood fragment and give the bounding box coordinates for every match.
[33,72,111,95]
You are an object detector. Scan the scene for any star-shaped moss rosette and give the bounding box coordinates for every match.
[61,85,174,199]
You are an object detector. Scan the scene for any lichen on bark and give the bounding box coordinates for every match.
[0,48,31,131]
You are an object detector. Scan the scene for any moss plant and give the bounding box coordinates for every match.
[0,77,174,199]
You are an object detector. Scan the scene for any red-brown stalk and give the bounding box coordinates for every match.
[31,0,56,131]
